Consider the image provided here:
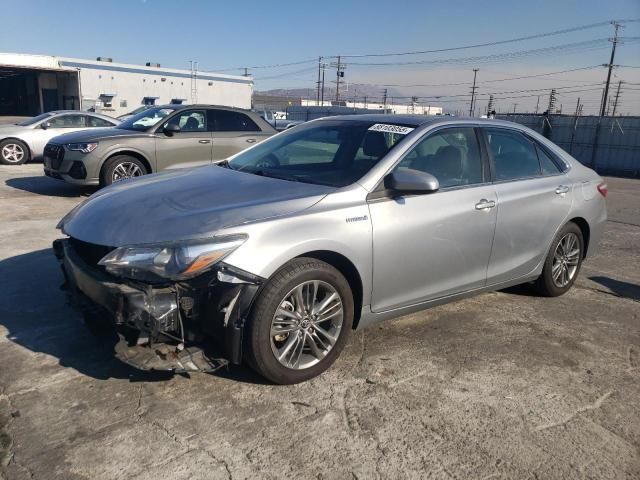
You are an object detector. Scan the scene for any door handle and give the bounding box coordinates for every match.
[475,199,496,210]
[246,138,257,143]
[555,185,570,195]
[198,139,211,144]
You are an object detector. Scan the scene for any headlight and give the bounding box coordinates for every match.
[67,142,98,153]
[97,235,247,281]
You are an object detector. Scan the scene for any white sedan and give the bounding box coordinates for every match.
[0,111,119,165]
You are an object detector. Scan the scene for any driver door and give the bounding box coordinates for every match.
[155,109,213,171]
[369,126,497,312]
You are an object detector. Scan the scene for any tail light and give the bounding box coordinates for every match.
[597,182,608,198]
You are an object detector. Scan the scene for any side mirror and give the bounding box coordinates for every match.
[41,122,51,130]
[163,124,181,136]
[384,169,439,195]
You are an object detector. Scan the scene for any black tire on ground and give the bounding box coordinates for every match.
[0,139,30,165]
[245,257,354,384]
[100,155,147,186]
[534,221,584,297]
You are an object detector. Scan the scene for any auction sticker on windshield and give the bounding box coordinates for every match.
[368,124,415,134]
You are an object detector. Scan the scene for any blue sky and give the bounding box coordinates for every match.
[1,0,639,113]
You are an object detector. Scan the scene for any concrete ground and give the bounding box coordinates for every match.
[0,164,638,480]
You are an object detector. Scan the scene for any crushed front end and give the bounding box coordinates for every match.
[53,237,263,373]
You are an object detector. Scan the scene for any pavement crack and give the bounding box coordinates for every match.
[535,391,614,432]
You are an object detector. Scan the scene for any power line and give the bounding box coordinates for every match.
[345,38,623,67]
[337,19,640,58]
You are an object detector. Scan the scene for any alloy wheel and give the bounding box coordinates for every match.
[270,280,344,370]
[112,162,143,182]
[552,232,580,288]
[1,143,25,163]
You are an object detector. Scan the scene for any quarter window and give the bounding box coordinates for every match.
[486,128,541,181]
[400,127,483,188]
[210,110,261,132]
[536,144,561,175]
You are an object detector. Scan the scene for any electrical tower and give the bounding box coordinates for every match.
[487,95,494,115]
[611,80,623,116]
[469,68,479,117]
[331,56,346,102]
[547,89,557,113]
[382,88,388,112]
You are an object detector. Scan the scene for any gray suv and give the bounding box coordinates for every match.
[53,115,607,384]
[43,105,275,186]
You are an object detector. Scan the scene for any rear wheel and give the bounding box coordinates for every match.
[246,258,353,384]
[0,139,30,165]
[101,155,147,186]
[535,222,584,297]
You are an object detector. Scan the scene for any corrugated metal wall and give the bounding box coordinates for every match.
[497,114,640,177]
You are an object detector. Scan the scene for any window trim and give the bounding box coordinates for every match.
[367,124,492,202]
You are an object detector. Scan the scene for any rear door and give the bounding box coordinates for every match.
[482,127,573,284]
[209,109,272,161]
[154,109,213,170]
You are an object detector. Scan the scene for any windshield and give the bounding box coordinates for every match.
[118,107,175,131]
[228,120,414,187]
[17,113,53,126]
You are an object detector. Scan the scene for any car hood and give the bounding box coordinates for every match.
[0,124,26,135]
[50,127,148,144]
[61,165,334,246]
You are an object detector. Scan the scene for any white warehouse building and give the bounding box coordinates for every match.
[0,52,253,118]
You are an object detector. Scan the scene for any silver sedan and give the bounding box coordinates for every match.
[55,115,607,384]
[0,111,119,165]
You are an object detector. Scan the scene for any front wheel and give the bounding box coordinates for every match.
[101,155,147,186]
[0,139,30,165]
[246,258,354,384]
[535,222,584,297]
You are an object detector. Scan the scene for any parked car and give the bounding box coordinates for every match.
[0,111,119,165]
[43,105,276,186]
[53,115,607,384]
[254,108,303,131]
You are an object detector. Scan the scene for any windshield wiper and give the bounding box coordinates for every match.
[216,160,235,170]
[252,170,300,183]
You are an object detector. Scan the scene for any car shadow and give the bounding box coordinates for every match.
[5,176,97,198]
[589,276,640,301]
[500,282,538,297]
[0,248,268,385]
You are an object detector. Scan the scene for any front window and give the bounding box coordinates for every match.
[118,107,175,131]
[228,120,413,187]
[17,113,53,126]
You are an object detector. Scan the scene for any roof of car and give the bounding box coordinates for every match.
[154,104,256,113]
[319,114,526,130]
[49,110,118,120]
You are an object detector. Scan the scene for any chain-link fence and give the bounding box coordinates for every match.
[497,114,640,178]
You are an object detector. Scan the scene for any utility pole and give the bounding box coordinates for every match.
[512,103,517,113]
[600,21,622,117]
[316,57,322,105]
[574,97,581,116]
[487,95,494,115]
[469,68,479,117]
[243,67,249,77]
[320,63,326,105]
[335,56,342,102]
[535,95,540,114]
[611,80,623,116]
[382,88,388,112]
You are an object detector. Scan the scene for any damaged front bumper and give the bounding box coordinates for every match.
[53,238,263,373]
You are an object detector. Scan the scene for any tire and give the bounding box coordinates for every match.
[0,139,30,165]
[534,222,584,297]
[100,155,147,186]
[245,257,354,384]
